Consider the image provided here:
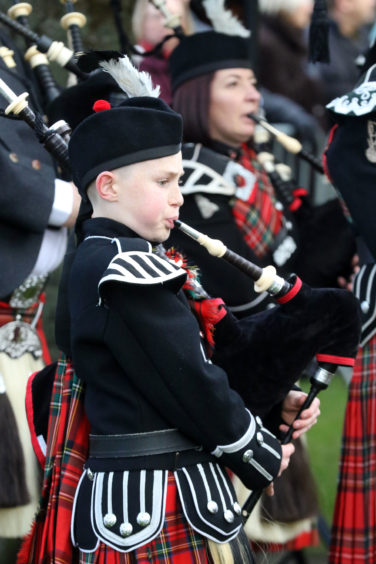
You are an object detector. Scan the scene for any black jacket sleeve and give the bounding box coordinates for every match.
[99,257,282,491]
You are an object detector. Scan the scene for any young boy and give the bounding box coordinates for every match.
[65,60,294,561]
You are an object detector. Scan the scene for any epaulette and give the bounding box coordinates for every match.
[98,250,187,292]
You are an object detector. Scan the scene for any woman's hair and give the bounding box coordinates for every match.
[172,72,214,144]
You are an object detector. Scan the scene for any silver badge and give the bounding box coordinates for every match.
[0,320,42,359]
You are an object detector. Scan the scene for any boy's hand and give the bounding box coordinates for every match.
[279,390,320,440]
[265,442,295,496]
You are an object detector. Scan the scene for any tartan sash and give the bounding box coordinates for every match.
[231,146,284,259]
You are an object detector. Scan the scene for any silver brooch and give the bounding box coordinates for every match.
[0,320,42,359]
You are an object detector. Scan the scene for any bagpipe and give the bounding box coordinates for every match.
[0,0,90,166]
[0,75,70,170]
[174,219,361,523]
[0,0,88,112]
[250,112,357,289]
[249,112,325,175]
[6,2,61,106]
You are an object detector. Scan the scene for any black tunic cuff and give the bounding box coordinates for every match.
[211,412,282,490]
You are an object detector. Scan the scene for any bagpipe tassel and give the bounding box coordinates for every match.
[0,371,30,507]
[208,528,255,563]
[309,0,330,63]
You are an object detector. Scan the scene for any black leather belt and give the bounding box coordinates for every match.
[89,429,200,458]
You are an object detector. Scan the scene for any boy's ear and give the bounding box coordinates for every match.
[96,171,119,201]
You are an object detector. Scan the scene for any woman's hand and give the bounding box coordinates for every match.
[279,390,320,440]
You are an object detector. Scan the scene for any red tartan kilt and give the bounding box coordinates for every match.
[78,473,210,564]
[329,335,376,563]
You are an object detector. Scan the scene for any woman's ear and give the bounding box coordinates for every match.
[96,171,119,202]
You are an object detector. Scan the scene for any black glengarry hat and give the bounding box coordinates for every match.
[169,31,251,92]
[169,0,251,92]
[68,55,183,195]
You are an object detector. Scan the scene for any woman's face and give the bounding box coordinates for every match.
[208,68,261,147]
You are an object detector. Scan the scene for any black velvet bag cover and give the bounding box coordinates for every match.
[292,198,357,288]
[213,281,361,418]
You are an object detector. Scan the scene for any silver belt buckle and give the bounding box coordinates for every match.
[9,274,47,309]
[0,319,42,359]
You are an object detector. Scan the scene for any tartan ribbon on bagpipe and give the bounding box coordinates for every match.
[17,354,90,564]
[231,145,284,259]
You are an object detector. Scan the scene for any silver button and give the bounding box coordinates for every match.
[257,432,264,445]
[119,522,133,537]
[233,502,241,515]
[242,449,253,462]
[286,221,293,230]
[207,500,218,514]
[275,201,283,211]
[361,300,370,314]
[86,468,94,481]
[224,509,235,523]
[137,512,151,527]
[103,513,117,528]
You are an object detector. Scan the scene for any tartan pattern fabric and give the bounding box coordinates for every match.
[17,357,213,563]
[78,473,211,563]
[17,354,90,564]
[231,145,283,258]
[329,335,376,563]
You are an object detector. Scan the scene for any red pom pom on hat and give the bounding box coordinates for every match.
[93,99,111,112]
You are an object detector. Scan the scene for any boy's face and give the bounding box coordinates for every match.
[115,152,184,242]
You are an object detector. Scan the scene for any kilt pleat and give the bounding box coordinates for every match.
[329,335,376,563]
[79,473,211,564]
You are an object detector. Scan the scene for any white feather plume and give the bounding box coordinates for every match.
[202,0,250,38]
[99,55,160,98]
